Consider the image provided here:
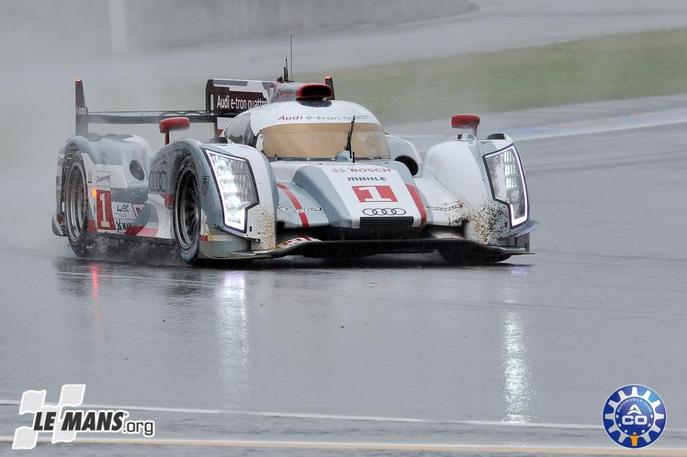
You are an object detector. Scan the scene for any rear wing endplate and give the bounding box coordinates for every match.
[205,79,279,132]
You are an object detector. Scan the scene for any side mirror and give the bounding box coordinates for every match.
[451,114,480,135]
[159,116,190,145]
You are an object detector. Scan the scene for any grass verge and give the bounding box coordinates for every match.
[298,28,687,124]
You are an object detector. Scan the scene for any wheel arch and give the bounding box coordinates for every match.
[423,140,492,206]
[55,138,91,235]
[149,139,220,211]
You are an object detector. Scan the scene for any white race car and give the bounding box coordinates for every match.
[52,74,536,265]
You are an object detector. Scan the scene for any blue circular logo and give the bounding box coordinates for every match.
[603,385,667,448]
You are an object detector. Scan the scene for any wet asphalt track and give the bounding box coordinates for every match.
[0,112,686,456]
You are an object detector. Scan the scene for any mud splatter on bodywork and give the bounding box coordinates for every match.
[252,210,277,251]
[463,203,510,245]
[425,198,510,245]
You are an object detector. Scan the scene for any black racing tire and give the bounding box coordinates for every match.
[173,157,202,265]
[439,246,510,265]
[64,153,95,257]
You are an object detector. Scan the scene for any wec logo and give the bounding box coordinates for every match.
[13,384,155,450]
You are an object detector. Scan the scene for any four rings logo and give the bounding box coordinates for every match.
[362,208,407,216]
[12,384,155,450]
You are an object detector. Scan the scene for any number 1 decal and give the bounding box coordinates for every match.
[95,190,115,230]
[352,185,398,203]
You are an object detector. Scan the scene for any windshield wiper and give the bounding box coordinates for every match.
[345,115,356,163]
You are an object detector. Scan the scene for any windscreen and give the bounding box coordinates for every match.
[260,122,390,159]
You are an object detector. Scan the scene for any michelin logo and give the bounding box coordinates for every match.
[13,384,154,450]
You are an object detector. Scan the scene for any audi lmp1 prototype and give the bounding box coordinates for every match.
[52,74,536,265]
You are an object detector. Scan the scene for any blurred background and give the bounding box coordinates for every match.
[3,0,687,168]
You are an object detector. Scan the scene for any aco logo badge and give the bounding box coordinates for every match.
[603,385,666,448]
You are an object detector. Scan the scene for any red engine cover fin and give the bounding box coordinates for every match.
[296,83,333,101]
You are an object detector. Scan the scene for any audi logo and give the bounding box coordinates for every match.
[362,207,407,216]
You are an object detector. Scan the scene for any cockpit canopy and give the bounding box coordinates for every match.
[224,99,390,160]
[259,122,388,159]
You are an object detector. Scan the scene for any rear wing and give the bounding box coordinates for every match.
[75,78,278,136]
[75,76,337,135]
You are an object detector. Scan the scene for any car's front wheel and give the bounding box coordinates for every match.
[173,157,202,265]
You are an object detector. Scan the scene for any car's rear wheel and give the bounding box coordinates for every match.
[64,155,95,257]
[173,158,202,264]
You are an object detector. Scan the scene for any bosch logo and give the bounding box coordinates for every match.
[602,385,666,448]
[362,208,407,216]
[331,167,392,173]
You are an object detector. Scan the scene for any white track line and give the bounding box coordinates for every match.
[0,436,686,455]
[0,399,659,431]
[0,399,565,426]
[2,400,686,432]
[396,108,687,142]
[513,116,687,141]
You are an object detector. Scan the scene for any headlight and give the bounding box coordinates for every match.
[205,151,258,231]
[483,146,528,227]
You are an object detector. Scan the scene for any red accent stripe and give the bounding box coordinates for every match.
[137,227,158,237]
[200,234,209,241]
[278,183,309,228]
[87,219,96,232]
[124,225,142,236]
[406,184,427,226]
